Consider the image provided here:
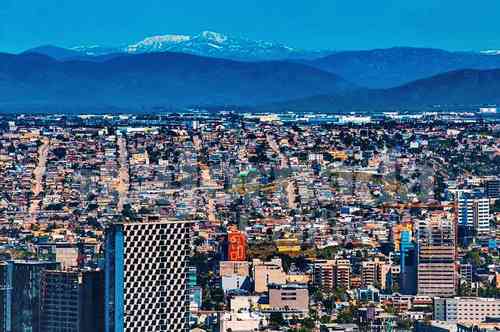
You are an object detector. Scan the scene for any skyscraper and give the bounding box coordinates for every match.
[40,269,104,332]
[399,230,417,295]
[485,179,500,199]
[2,260,60,332]
[104,217,193,332]
[0,262,11,332]
[417,214,456,297]
[458,192,490,238]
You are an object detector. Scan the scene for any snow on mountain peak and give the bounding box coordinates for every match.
[141,34,191,45]
[126,34,192,53]
[481,50,500,55]
[69,31,328,60]
[199,31,228,44]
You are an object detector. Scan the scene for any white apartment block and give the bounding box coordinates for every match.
[434,297,500,324]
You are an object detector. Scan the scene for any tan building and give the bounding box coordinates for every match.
[286,272,310,284]
[230,295,260,313]
[361,257,391,289]
[55,246,79,270]
[336,260,352,290]
[417,216,456,297]
[313,259,351,291]
[219,312,266,332]
[220,261,250,278]
[268,284,309,313]
[253,258,286,293]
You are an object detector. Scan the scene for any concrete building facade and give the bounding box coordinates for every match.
[417,216,456,297]
[105,218,192,332]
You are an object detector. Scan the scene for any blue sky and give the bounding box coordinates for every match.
[1,0,499,53]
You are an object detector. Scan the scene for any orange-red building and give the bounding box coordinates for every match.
[227,229,247,261]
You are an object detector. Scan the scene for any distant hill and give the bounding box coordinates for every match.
[267,68,500,112]
[0,52,353,108]
[23,45,82,60]
[307,47,500,88]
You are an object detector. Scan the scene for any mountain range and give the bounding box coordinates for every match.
[269,68,500,112]
[27,31,331,62]
[0,52,351,108]
[2,32,500,112]
[305,47,500,88]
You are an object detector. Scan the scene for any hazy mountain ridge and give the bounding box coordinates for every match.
[24,41,500,90]
[6,44,500,112]
[0,51,352,107]
[306,47,500,88]
[268,68,500,111]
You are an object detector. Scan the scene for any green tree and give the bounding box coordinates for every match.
[269,312,285,328]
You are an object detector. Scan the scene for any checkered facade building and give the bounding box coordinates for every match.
[105,218,192,332]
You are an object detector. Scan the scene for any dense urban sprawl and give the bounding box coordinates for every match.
[0,110,499,332]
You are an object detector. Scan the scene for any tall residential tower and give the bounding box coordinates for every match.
[104,217,193,332]
[417,213,456,297]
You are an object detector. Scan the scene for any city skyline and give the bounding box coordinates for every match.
[1,2,500,331]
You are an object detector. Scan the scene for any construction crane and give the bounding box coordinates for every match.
[380,201,457,213]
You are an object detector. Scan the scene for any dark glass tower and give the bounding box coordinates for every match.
[3,260,60,332]
[40,269,104,332]
[0,262,12,332]
[399,230,417,295]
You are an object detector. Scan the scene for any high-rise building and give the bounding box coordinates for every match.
[459,263,473,285]
[40,269,104,332]
[2,260,60,332]
[104,218,193,332]
[458,192,474,226]
[312,260,334,291]
[361,257,391,290]
[226,229,247,261]
[335,260,352,290]
[392,222,413,251]
[399,230,417,295]
[219,261,250,278]
[0,262,12,332]
[485,179,500,199]
[417,215,456,297]
[312,259,351,291]
[473,197,490,237]
[458,192,490,238]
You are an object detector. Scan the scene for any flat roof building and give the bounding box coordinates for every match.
[105,218,193,332]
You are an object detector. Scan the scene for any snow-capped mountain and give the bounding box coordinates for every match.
[71,45,122,56]
[481,50,500,55]
[70,31,330,60]
[125,34,191,53]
